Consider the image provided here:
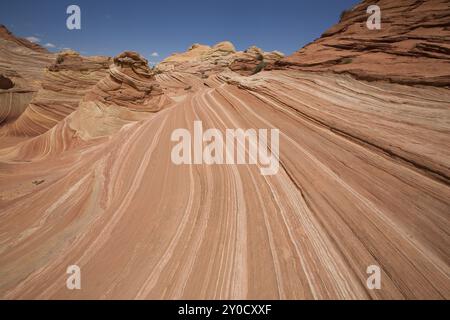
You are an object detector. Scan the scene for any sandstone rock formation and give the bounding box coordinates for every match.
[0,50,111,137]
[70,51,171,140]
[273,0,450,86]
[158,41,284,77]
[0,0,449,300]
[229,46,284,76]
[0,24,49,53]
[0,75,13,90]
[0,25,55,136]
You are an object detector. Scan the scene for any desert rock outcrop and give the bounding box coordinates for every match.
[0,25,55,135]
[0,0,449,300]
[158,41,284,77]
[0,50,111,137]
[274,0,450,86]
[0,24,49,54]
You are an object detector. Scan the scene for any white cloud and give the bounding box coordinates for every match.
[25,36,40,43]
[44,43,56,48]
[151,52,159,57]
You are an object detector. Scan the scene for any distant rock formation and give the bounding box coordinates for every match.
[229,46,284,76]
[0,24,49,53]
[48,50,111,72]
[85,51,165,109]
[157,41,284,77]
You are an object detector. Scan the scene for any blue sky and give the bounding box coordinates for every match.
[0,0,359,63]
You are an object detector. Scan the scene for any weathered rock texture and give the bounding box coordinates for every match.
[0,50,111,137]
[274,0,450,86]
[70,51,171,140]
[0,25,55,132]
[158,41,284,77]
[0,25,49,54]
[0,75,14,90]
[0,0,449,300]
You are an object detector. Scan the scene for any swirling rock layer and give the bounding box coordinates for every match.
[0,25,49,54]
[70,51,171,140]
[0,0,449,299]
[0,50,111,137]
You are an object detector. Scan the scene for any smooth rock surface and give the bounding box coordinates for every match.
[0,0,449,300]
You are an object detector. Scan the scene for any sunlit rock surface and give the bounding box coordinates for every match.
[273,0,450,86]
[0,0,449,299]
[0,25,55,131]
[157,41,284,77]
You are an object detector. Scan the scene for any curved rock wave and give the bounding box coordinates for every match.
[0,0,449,300]
[0,66,449,299]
